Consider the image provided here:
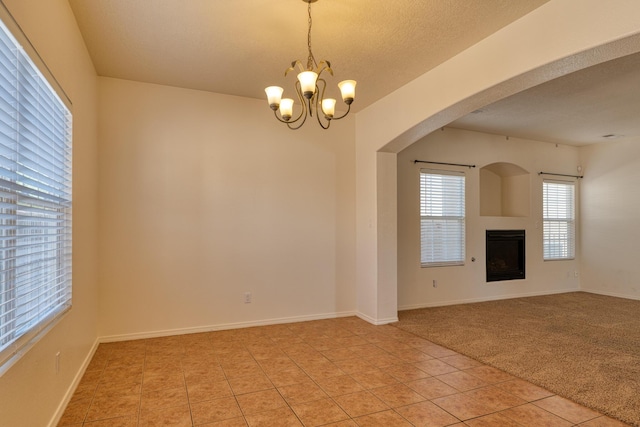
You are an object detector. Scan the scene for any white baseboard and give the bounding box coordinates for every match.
[48,310,363,424]
[44,287,638,426]
[99,310,358,343]
[356,312,398,325]
[48,337,100,427]
[397,287,581,311]
[582,288,640,301]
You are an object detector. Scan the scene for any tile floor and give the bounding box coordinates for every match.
[58,317,631,426]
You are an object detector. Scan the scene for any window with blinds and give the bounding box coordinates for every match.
[543,180,575,260]
[420,169,465,267]
[0,14,72,372]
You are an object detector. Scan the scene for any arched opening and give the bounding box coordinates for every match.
[355,10,640,323]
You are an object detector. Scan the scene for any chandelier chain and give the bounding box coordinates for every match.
[306,1,317,70]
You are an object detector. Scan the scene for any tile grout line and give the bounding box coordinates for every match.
[59,318,630,427]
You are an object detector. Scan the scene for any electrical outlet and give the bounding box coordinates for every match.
[574,271,579,278]
[55,352,60,374]
[244,292,252,304]
[433,280,438,288]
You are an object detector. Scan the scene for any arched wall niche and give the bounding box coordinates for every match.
[480,162,530,217]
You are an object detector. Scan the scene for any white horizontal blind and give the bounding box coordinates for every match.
[0,15,72,370]
[543,180,575,260]
[420,169,465,267]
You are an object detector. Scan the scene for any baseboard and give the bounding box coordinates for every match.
[48,337,100,427]
[46,288,636,425]
[48,310,359,425]
[582,288,640,301]
[99,310,358,343]
[356,312,398,325]
[397,287,581,311]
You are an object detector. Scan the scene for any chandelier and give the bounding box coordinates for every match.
[265,0,356,130]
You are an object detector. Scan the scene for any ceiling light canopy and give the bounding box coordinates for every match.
[265,0,356,130]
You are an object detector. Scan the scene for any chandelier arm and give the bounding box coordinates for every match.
[271,109,290,124]
[292,81,308,122]
[316,78,327,115]
[314,79,331,129]
[328,103,351,121]
[286,110,308,130]
[316,110,331,129]
[310,78,328,118]
[271,81,308,125]
[273,110,304,125]
[284,83,310,129]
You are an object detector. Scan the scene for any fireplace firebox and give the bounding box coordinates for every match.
[486,230,525,282]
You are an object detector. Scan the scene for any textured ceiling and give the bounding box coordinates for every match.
[67,0,548,112]
[68,0,640,146]
[450,51,640,146]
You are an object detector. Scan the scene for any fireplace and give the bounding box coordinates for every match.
[486,230,525,282]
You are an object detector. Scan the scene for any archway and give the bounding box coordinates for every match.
[353,1,640,323]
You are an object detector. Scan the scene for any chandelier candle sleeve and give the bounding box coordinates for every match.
[338,80,356,103]
[265,86,284,110]
[264,0,356,130]
[298,71,318,98]
[280,98,294,121]
[322,98,336,118]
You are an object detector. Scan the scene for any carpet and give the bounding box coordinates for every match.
[393,292,640,426]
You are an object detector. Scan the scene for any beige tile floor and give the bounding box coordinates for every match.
[58,317,631,426]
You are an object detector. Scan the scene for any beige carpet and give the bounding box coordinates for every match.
[393,292,640,426]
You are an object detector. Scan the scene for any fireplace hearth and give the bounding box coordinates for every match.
[486,230,525,282]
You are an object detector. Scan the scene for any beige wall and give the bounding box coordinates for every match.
[580,138,640,300]
[97,77,356,339]
[1,0,640,425]
[0,0,98,426]
[397,128,581,309]
[356,0,640,322]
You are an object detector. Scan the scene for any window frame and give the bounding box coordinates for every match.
[542,179,576,261]
[419,168,466,268]
[0,3,72,375]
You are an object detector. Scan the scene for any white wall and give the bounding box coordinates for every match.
[355,0,640,323]
[580,137,640,300]
[2,0,640,424]
[397,128,581,309]
[97,77,356,339]
[0,1,99,426]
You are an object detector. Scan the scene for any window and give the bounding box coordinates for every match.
[420,169,465,267]
[0,13,72,373]
[543,180,575,260]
